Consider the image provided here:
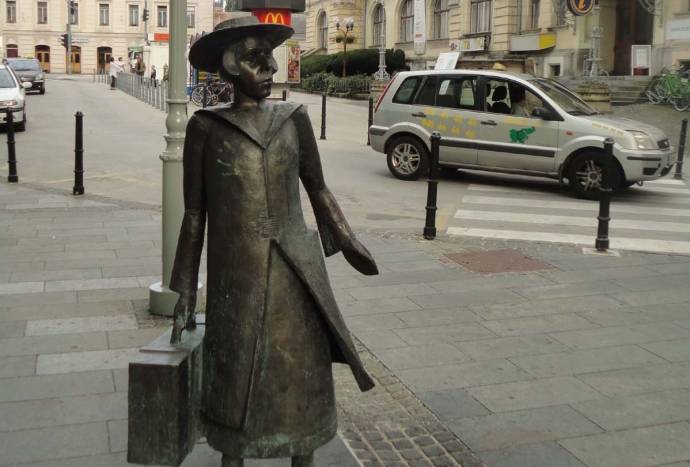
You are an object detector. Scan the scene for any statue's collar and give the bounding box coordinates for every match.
[198,101,302,150]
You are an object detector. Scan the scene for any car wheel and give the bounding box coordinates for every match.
[14,111,26,132]
[40,88,45,95]
[386,136,429,181]
[567,151,622,200]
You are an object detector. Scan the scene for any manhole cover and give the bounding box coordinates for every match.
[445,249,554,274]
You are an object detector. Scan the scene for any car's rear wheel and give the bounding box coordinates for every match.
[39,87,45,95]
[567,151,622,200]
[14,110,26,132]
[386,136,429,181]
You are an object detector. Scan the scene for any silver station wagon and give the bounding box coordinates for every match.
[369,70,676,199]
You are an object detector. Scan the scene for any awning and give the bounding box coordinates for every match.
[509,32,556,52]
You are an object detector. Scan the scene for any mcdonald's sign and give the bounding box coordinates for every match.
[252,8,292,26]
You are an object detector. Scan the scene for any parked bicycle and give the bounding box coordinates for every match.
[190,80,233,107]
[646,65,690,112]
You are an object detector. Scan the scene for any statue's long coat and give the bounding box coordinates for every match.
[169,101,374,435]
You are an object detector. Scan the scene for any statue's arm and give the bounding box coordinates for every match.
[169,115,207,343]
[295,107,378,276]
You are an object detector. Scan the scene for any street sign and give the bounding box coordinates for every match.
[413,0,426,56]
[568,0,594,16]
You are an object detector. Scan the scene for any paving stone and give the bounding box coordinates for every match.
[0,370,114,402]
[550,322,690,350]
[77,287,149,302]
[0,281,44,295]
[10,268,103,282]
[0,300,133,321]
[647,262,690,275]
[112,368,128,392]
[0,290,77,307]
[385,260,447,272]
[355,330,409,350]
[577,362,690,396]
[36,348,141,375]
[479,441,586,467]
[345,284,438,301]
[101,263,163,278]
[45,277,141,292]
[559,422,690,467]
[510,345,665,377]
[513,281,628,301]
[538,266,659,284]
[362,270,475,287]
[44,256,156,271]
[395,323,495,345]
[613,287,690,307]
[642,339,690,362]
[373,344,469,370]
[429,274,554,294]
[0,319,25,338]
[345,313,408,333]
[0,260,45,273]
[471,295,624,320]
[572,389,690,431]
[0,392,127,431]
[613,273,690,292]
[0,331,107,357]
[411,289,524,309]
[107,326,168,349]
[417,389,490,421]
[397,360,531,392]
[577,303,690,326]
[448,405,602,452]
[0,355,36,378]
[454,335,569,361]
[25,314,138,336]
[395,308,481,327]
[482,313,596,337]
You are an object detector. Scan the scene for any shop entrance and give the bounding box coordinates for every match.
[613,0,653,75]
[69,46,81,74]
[97,46,112,74]
[35,45,50,72]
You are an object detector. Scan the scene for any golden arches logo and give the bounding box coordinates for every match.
[263,12,286,25]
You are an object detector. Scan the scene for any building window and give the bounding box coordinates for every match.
[372,4,385,46]
[555,0,567,25]
[470,0,491,34]
[400,0,413,42]
[317,11,328,49]
[37,1,48,24]
[6,44,19,58]
[69,2,79,25]
[529,0,539,29]
[129,4,139,26]
[432,0,449,39]
[157,5,167,28]
[7,0,16,23]
[99,4,110,26]
[187,7,195,28]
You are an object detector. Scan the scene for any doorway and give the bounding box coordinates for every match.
[35,45,50,72]
[97,46,112,74]
[69,45,81,74]
[613,0,653,75]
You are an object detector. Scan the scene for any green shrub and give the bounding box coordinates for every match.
[301,48,406,78]
[299,72,373,95]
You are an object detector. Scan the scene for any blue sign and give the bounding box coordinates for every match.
[568,0,595,16]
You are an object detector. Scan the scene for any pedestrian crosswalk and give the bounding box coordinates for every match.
[446,177,690,255]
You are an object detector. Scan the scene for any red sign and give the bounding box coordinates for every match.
[153,33,169,42]
[251,9,291,26]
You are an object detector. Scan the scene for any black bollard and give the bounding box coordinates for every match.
[282,89,287,101]
[320,93,327,140]
[367,96,373,146]
[675,118,687,180]
[595,137,615,252]
[4,110,18,183]
[424,132,441,240]
[73,112,84,195]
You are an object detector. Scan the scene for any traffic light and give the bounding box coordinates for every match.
[68,0,76,15]
[142,8,149,22]
[59,33,69,49]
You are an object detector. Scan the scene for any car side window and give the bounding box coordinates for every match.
[415,77,437,106]
[485,79,546,117]
[392,77,422,104]
[458,78,477,109]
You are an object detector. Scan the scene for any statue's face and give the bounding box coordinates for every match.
[222,37,277,100]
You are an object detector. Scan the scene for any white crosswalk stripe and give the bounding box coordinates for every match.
[447,178,690,255]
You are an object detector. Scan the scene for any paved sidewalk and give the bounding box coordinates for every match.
[2,182,690,467]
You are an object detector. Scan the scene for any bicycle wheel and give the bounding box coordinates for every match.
[191,86,205,106]
[646,89,663,104]
[672,96,690,112]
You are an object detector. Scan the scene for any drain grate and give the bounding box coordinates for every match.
[445,249,554,274]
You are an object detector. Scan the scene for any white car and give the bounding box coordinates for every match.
[0,63,30,132]
[369,69,676,199]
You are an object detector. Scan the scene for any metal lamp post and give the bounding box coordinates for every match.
[373,6,389,82]
[335,17,355,78]
[149,0,198,316]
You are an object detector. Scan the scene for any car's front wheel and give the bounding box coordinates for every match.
[386,136,429,181]
[567,151,622,200]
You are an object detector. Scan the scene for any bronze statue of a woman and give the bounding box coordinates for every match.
[168,16,378,467]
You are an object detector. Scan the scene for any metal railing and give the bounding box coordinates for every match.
[95,70,169,112]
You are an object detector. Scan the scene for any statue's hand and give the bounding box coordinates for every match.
[170,292,197,344]
[342,237,379,276]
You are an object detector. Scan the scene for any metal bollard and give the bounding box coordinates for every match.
[424,132,441,240]
[367,96,374,146]
[320,93,327,140]
[73,112,84,195]
[282,89,287,101]
[675,118,687,180]
[4,110,18,183]
[595,137,615,252]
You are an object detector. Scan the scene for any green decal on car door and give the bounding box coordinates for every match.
[509,126,536,144]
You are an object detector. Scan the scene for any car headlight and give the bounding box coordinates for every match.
[0,100,18,107]
[627,131,656,150]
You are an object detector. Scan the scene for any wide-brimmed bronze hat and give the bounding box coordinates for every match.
[189,16,293,72]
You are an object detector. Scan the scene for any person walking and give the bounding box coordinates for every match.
[150,65,157,87]
[108,56,122,90]
[135,54,145,77]
[162,64,169,83]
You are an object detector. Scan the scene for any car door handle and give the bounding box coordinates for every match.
[411,112,427,118]
[481,120,498,126]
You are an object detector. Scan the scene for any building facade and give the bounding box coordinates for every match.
[302,0,690,78]
[1,0,213,74]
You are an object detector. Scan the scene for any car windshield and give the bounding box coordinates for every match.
[0,69,17,88]
[529,78,598,116]
[9,60,40,71]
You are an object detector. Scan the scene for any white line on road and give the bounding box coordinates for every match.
[467,183,690,196]
[453,209,690,233]
[645,178,687,186]
[446,227,690,255]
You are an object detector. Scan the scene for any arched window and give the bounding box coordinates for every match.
[6,44,18,58]
[400,0,413,42]
[372,4,385,47]
[317,12,328,49]
[432,0,449,39]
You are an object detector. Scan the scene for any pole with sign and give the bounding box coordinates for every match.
[413,0,426,69]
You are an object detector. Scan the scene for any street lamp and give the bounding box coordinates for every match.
[373,9,389,82]
[335,17,355,78]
